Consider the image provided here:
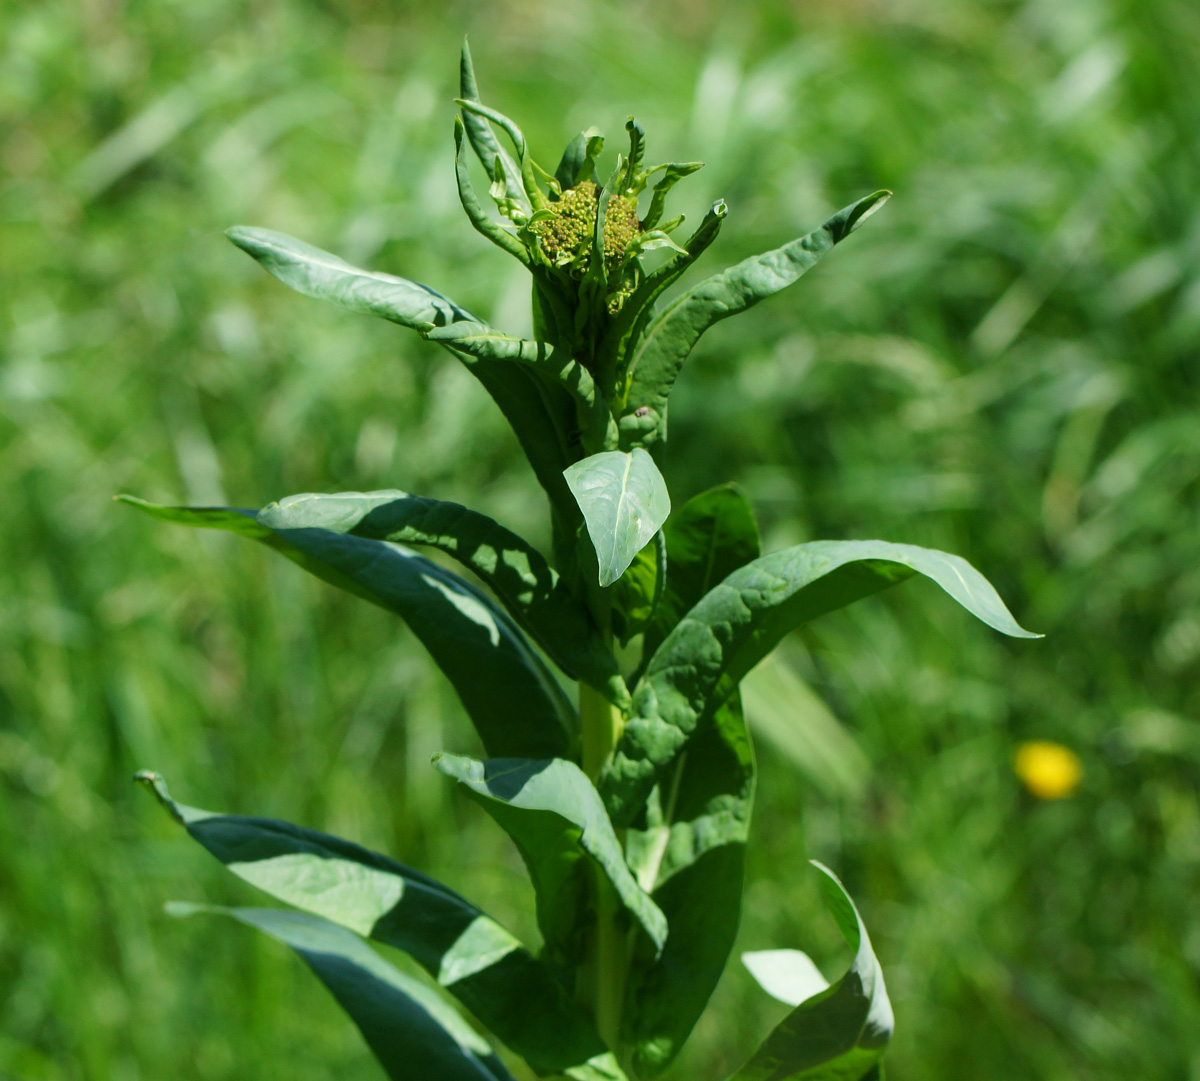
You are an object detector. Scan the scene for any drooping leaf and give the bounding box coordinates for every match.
[168,904,516,1081]
[257,490,628,709]
[621,190,892,448]
[459,38,527,214]
[621,692,755,1078]
[641,483,761,667]
[119,497,577,761]
[223,222,573,520]
[742,950,830,1008]
[432,754,667,965]
[138,773,624,1081]
[602,538,1039,824]
[564,449,671,588]
[728,862,893,1081]
[225,226,475,331]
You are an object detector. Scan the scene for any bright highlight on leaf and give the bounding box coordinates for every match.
[565,448,671,587]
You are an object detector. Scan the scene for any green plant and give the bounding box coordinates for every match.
[124,43,1038,1081]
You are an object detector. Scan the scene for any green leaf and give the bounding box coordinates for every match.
[453,118,532,264]
[433,754,667,965]
[621,190,892,448]
[225,226,475,331]
[602,538,1039,825]
[459,38,527,215]
[457,98,546,213]
[555,128,605,190]
[622,692,756,1078]
[138,773,623,1081]
[258,490,628,709]
[564,449,671,588]
[642,163,704,230]
[168,904,516,1081]
[621,117,646,191]
[728,862,893,1081]
[610,529,665,647]
[119,497,577,761]
[596,201,727,404]
[223,222,573,519]
[641,483,761,667]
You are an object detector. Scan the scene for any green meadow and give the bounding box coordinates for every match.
[2,0,1199,1077]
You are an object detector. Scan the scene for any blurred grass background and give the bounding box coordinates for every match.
[2,0,1199,1077]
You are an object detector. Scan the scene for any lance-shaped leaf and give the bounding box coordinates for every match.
[119,497,577,761]
[622,692,756,1079]
[433,754,667,965]
[169,904,516,1081]
[459,38,527,215]
[457,99,546,214]
[138,773,624,1081]
[621,190,892,447]
[602,538,1039,824]
[226,226,475,330]
[224,224,574,518]
[597,201,727,402]
[640,483,761,671]
[258,490,628,709]
[564,449,671,588]
[729,862,893,1081]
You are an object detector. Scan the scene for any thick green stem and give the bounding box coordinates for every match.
[579,680,627,1055]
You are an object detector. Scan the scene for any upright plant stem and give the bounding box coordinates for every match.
[579,680,626,1055]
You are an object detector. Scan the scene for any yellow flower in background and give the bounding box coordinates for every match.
[1014,741,1083,799]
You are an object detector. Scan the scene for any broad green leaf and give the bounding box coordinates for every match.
[225,226,475,331]
[223,222,573,518]
[138,773,623,1081]
[169,904,515,1081]
[459,38,527,214]
[564,449,671,588]
[602,539,1039,824]
[621,190,892,447]
[742,950,830,1007]
[728,862,893,1081]
[433,754,667,965]
[119,497,577,761]
[257,490,628,709]
[622,692,755,1079]
[641,483,761,669]
[555,128,605,190]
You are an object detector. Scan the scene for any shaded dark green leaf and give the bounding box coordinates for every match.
[138,773,623,1081]
[169,904,515,1081]
[622,692,755,1078]
[602,538,1038,824]
[564,449,671,588]
[729,863,892,1081]
[433,754,667,965]
[610,529,665,647]
[621,191,891,448]
[119,497,577,761]
[258,490,628,709]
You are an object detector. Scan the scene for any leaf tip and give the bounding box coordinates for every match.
[134,770,186,825]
